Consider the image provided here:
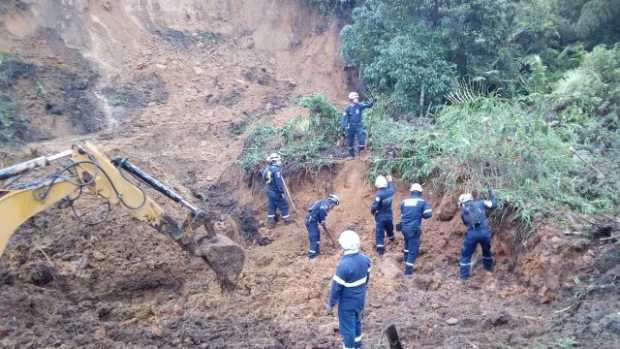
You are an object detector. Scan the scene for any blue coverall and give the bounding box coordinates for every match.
[459,189,497,279]
[328,251,371,349]
[399,192,432,275]
[305,199,331,258]
[263,164,289,223]
[371,181,395,255]
[341,101,374,157]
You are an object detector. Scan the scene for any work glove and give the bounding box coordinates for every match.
[324,302,334,316]
[386,175,393,182]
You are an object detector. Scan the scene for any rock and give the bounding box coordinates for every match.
[486,311,512,327]
[29,263,54,286]
[102,1,112,11]
[93,251,106,261]
[446,317,459,326]
[437,195,458,221]
[193,67,204,75]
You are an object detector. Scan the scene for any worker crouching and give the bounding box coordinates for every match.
[326,230,371,349]
[458,187,497,279]
[304,194,340,259]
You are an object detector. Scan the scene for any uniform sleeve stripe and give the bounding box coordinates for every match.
[333,275,368,288]
[483,200,493,208]
[423,209,432,214]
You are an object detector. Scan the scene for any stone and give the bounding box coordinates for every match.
[437,195,458,221]
[93,251,106,261]
[446,317,459,325]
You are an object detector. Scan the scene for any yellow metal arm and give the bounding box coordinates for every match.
[0,142,245,287]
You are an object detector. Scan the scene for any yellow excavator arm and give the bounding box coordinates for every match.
[0,142,244,288]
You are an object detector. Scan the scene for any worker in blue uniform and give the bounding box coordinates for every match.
[305,194,340,259]
[371,175,395,255]
[397,183,432,276]
[326,230,371,349]
[261,153,290,228]
[458,188,497,279]
[341,92,374,158]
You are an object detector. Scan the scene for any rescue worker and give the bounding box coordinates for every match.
[326,230,371,349]
[371,175,395,256]
[458,187,497,280]
[341,92,374,158]
[305,194,340,259]
[262,153,290,228]
[397,183,432,276]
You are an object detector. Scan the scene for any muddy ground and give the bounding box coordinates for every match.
[0,1,618,348]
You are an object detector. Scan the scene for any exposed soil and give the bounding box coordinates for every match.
[0,1,618,348]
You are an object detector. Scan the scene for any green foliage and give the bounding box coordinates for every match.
[304,0,355,15]
[368,97,619,226]
[553,44,620,113]
[341,0,516,114]
[238,94,341,174]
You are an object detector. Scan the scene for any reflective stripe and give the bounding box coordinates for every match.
[376,244,384,247]
[405,262,414,266]
[344,249,360,255]
[309,250,316,253]
[460,262,472,266]
[423,209,432,214]
[368,267,372,272]
[282,215,290,219]
[403,249,410,253]
[403,198,421,207]
[267,215,276,218]
[355,335,362,342]
[333,275,368,288]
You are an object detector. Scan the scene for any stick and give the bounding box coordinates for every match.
[322,225,338,247]
[280,176,298,213]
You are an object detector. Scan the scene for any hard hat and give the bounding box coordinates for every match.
[348,92,359,100]
[267,153,281,164]
[327,193,340,206]
[410,183,423,192]
[458,193,473,206]
[375,175,388,188]
[338,230,360,251]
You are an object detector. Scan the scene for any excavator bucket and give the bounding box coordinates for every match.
[158,212,245,289]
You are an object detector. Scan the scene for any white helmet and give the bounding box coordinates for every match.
[338,230,360,252]
[375,175,388,188]
[327,193,340,206]
[348,92,359,100]
[458,193,473,206]
[267,153,281,164]
[410,183,423,192]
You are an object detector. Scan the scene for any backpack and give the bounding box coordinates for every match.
[462,201,484,227]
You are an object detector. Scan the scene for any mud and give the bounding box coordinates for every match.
[0,0,618,348]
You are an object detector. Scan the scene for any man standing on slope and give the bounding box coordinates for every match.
[458,187,497,279]
[371,175,395,256]
[341,91,374,158]
[262,153,290,228]
[305,194,340,259]
[326,230,371,349]
[398,183,432,276]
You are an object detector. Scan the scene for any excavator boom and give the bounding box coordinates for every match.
[0,142,244,288]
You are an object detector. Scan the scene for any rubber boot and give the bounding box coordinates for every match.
[267,217,276,229]
[376,246,385,256]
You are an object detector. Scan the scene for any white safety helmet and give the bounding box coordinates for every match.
[327,193,340,206]
[410,183,423,192]
[267,153,282,164]
[458,193,473,206]
[338,230,360,252]
[375,175,388,189]
[348,91,359,100]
